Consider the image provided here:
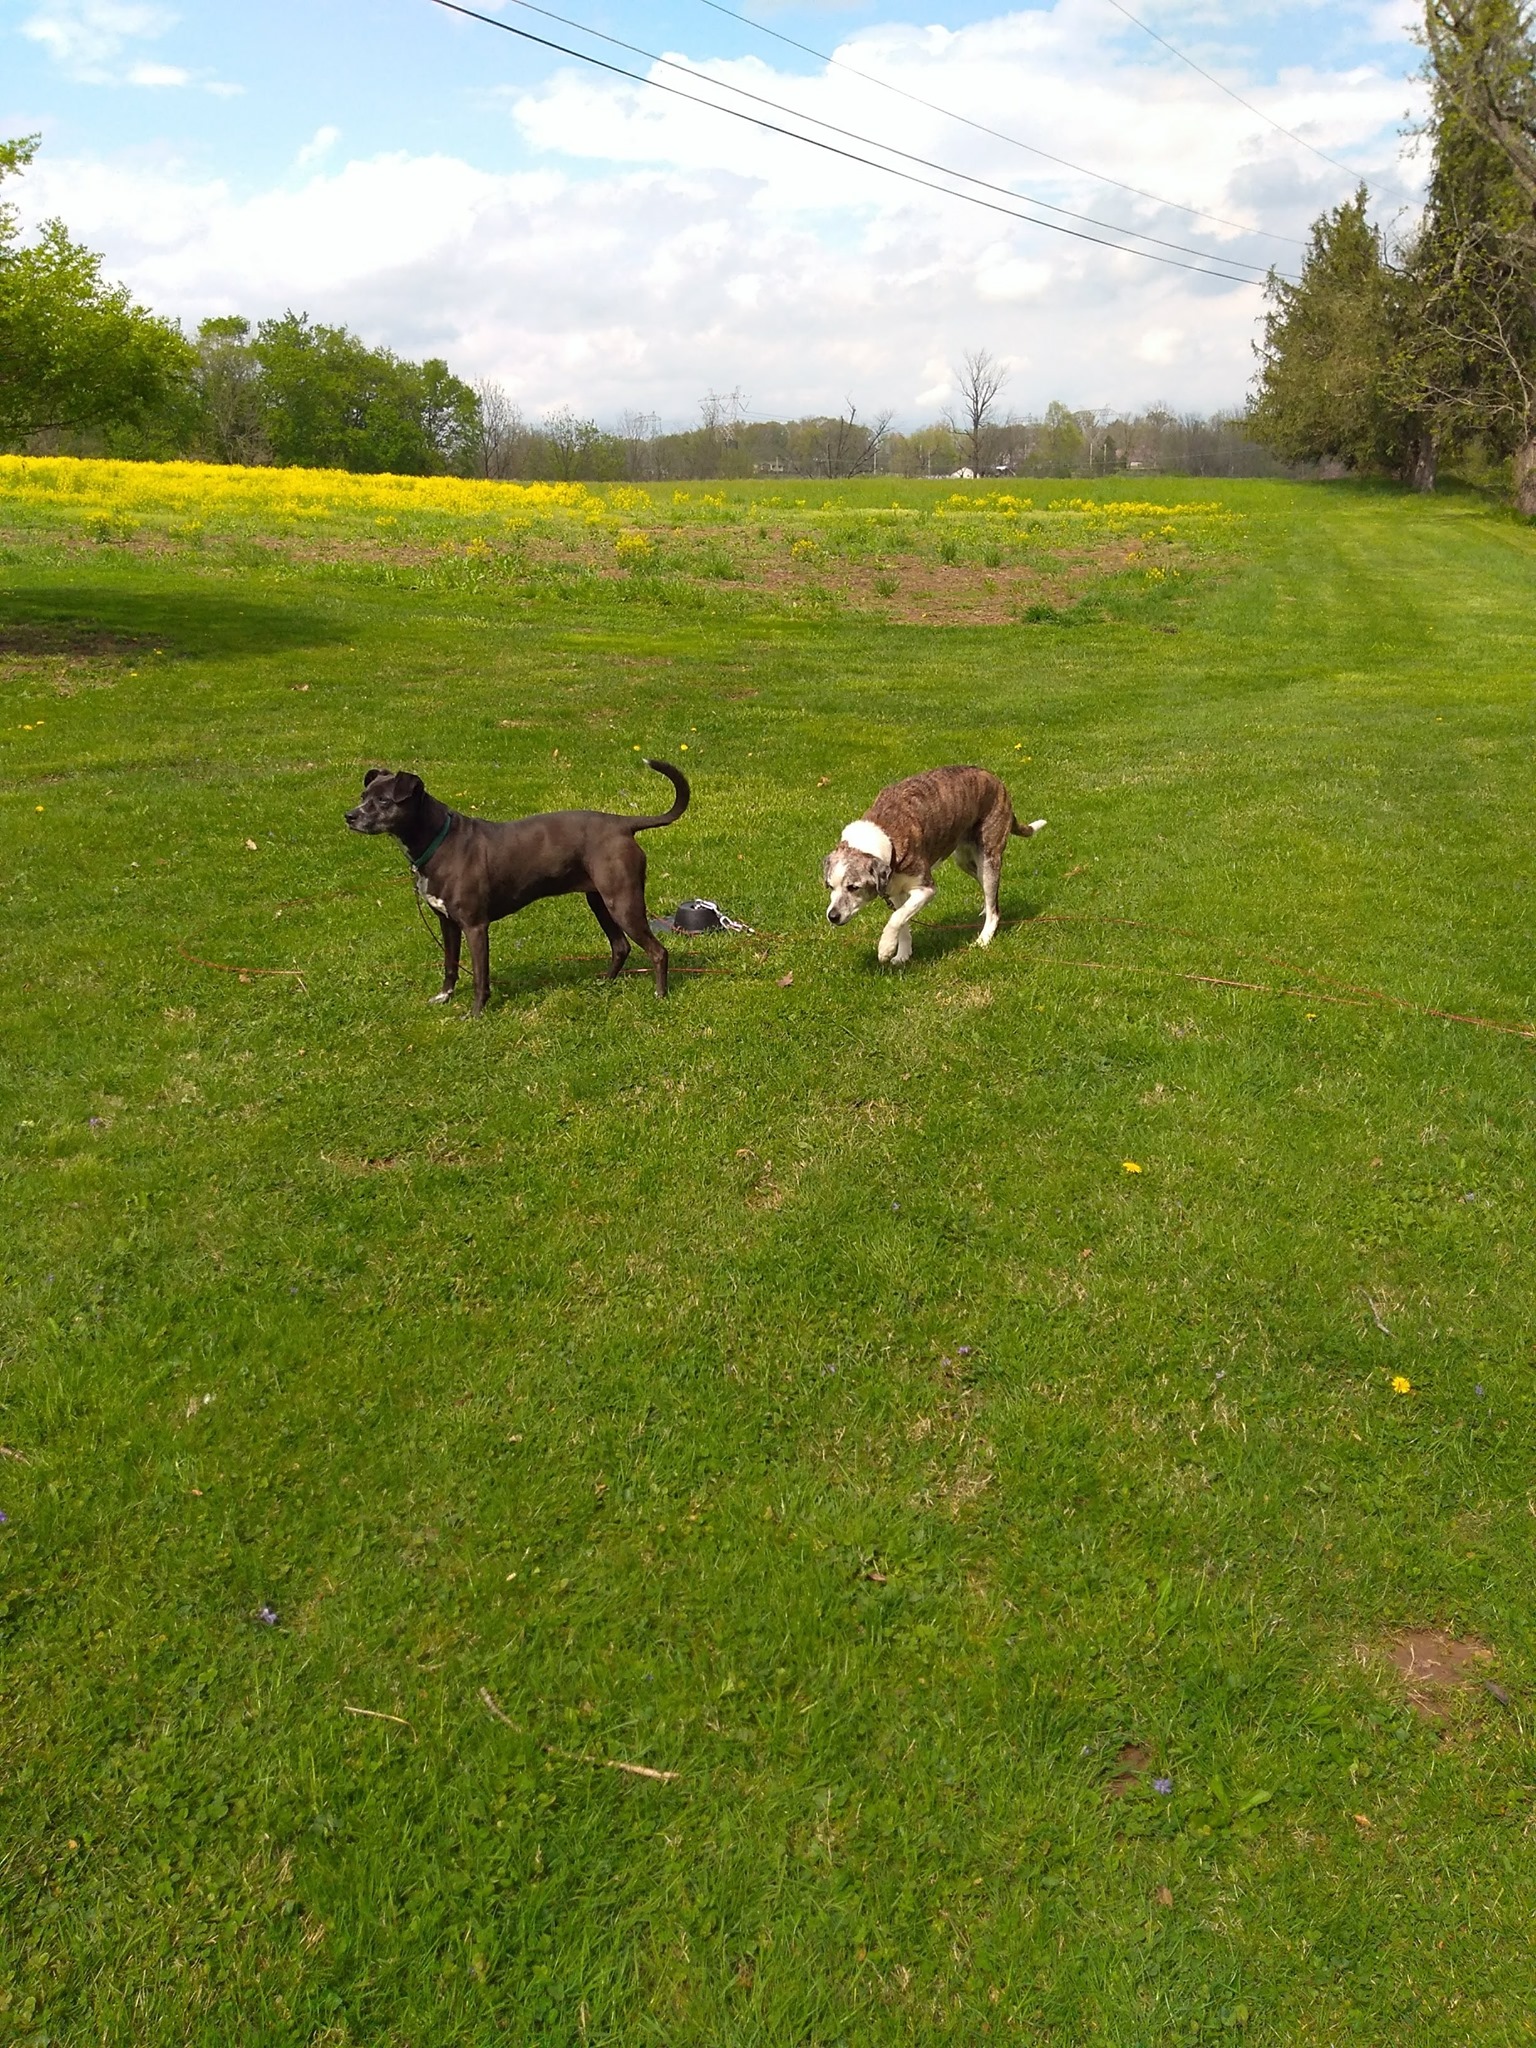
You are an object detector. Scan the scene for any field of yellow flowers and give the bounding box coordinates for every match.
[0,455,1238,626]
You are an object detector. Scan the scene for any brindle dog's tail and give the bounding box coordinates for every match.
[1011,813,1047,838]
[625,758,691,832]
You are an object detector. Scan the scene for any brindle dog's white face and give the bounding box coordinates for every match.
[823,844,890,925]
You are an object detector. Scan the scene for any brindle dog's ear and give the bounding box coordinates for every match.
[822,853,835,885]
[872,859,892,892]
[363,767,385,787]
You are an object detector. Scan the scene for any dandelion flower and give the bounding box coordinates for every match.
[1390,1374,1412,1395]
[1122,1160,1143,1174]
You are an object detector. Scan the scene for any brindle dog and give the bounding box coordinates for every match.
[823,765,1044,965]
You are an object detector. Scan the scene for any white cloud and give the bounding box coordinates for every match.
[20,0,234,91]
[125,60,188,87]
[21,0,177,81]
[12,0,1427,423]
[297,126,342,168]
[1137,326,1186,365]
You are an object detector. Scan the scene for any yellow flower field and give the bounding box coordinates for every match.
[0,454,1239,626]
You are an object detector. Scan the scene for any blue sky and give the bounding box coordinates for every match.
[2,0,1426,421]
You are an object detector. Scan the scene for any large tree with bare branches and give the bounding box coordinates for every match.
[1420,0,1536,505]
[948,349,1008,476]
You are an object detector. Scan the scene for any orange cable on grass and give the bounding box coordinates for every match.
[930,912,1536,1042]
[177,940,308,988]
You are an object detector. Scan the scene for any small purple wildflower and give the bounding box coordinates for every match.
[891,1201,900,1211]
[0,1511,8,1524]
[1476,1384,1485,1398]
[1152,1777,1173,1795]
[88,1117,104,1129]
[958,1346,972,1357]
[257,1605,279,1626]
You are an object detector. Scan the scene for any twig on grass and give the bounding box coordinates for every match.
[593,1757,680,1783]
[343,1704,417,1739]
[477,1688,677,1781]
[1366,1296,1393,1338]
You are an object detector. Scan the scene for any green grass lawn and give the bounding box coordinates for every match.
[3,471,1536,2045]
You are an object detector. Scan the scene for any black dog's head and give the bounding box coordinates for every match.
[346,767,426,836]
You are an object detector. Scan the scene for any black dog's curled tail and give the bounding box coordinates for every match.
[626,758,691,832]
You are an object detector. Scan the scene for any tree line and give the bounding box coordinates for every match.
[1249,0,1536,507]
[0,131,1296,485]
[14,0,1536,511]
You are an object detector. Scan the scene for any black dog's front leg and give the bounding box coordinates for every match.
[431,915,462,1005]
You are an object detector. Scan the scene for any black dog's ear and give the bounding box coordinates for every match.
[363,767,385,787]
[397,772,424,799]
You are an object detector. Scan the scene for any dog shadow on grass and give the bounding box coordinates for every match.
[449,952,723,1008]
[847,898,1051,972]
[0,586,350,661]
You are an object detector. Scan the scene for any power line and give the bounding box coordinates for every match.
[493,0,1275,273]
[429,0,1278,286]
[693,0,1304,247]
[1100,0,1380,183]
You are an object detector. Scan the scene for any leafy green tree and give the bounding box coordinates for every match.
[192,316,269,465]
[250,312,477,474]
[1037,400,1086,475]
[0,135,193,445]
[1247,191,1424,478]
[540,406,624,481]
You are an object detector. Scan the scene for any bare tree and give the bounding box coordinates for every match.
[619,408,661,480]
[815,401,895,477]
[948,348,1008,475]
[471,378,527,479]
[1422,2,1536,504]
[1425,1,1536,238]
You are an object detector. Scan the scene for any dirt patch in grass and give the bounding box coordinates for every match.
[1382,1630,1496,1720]
[1105,1743,1152,1796]
[4,500,1228,627]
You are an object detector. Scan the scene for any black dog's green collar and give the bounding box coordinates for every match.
[410,814,454,871]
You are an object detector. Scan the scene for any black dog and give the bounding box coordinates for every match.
[345,759,690,1011]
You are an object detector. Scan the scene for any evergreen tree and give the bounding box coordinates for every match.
[1247,191,1422,477]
